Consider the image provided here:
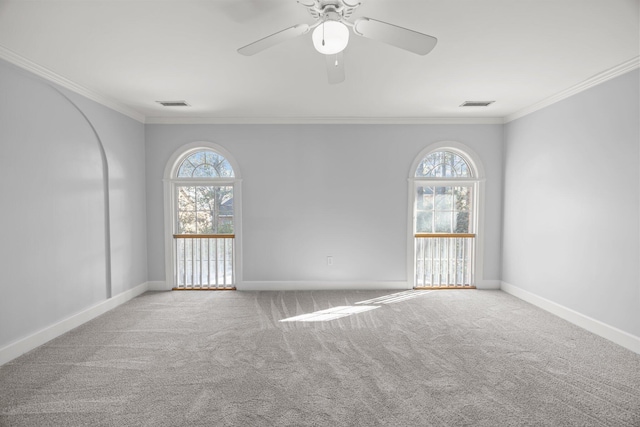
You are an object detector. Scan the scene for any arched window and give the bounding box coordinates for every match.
[415,151,473,178]
[175,150,235,235]
[177,150,234,178]
[414,150,475,234]
[409,145,482,289]
[164,143,241,290]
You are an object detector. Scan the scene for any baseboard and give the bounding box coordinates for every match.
[500,281,640,355]
[238,281,410,291]
[0,282,149,366]
[150,280,499,291]
[147,281,170,291]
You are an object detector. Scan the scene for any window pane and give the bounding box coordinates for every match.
[454,211,470,233]
[195,212,212,234]
[178,186,196,208]
[454,186,471,211]
[434,188,453,210]
[416,187,434,209]
[422,187,434,210]
[195,187,212,211]
[177,211,195,234]
[435,211,453,233]
[453,186,473,233]
[416,211,433,233]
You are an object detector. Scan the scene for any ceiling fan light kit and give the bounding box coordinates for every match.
[312,20,350,55]
[237,0,438,84]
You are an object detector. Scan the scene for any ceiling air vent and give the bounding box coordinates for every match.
[460,101,495,107]
[156,100,190,107]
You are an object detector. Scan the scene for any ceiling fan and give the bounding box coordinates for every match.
[237,0,438,84]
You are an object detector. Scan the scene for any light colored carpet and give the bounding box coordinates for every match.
[0,289,639,426]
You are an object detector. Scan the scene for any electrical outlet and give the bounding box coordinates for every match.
[327,256,333,266]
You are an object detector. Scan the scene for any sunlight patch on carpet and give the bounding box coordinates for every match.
[355,290,432,305]
[279,306,379,322]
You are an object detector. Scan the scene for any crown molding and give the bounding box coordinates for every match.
[2,43,636,127]
[505,56,640,123]
[0,44,145,123]
[144,116,505,125]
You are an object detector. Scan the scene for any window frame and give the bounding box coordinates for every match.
[414,182,476,235]
[174,182,236,235]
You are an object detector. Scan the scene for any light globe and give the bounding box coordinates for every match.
[312,21,349,55]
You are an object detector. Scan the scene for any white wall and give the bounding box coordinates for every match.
[64,91,148,297]
[0,59,147,352]
[145,124,503,287]
[2,48,636,362]
[503,69,640,338]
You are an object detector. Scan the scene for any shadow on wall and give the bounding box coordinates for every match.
[0,62,112,349]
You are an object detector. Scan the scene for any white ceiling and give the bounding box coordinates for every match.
[0,0,638,123]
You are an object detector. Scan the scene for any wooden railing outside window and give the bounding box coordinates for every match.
[415,233,475,288]
[173,234,235,290]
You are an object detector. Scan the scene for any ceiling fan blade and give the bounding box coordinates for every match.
[325,52,345,84]
[353,18,437,55]
[238,24,310,56]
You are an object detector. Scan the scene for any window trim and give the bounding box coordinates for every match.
[163,141,243,289]
[407,141,486,288]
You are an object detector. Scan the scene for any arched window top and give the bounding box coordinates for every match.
[415,150,473,178]
[176,150,234,178]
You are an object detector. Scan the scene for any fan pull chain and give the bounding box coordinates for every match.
[322,22,325,46]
